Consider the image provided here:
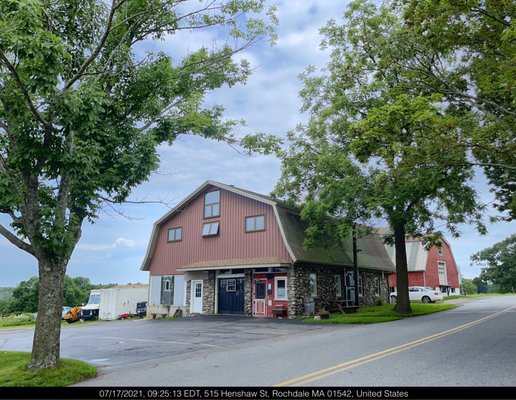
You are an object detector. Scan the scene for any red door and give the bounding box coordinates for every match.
[253,279,267,317]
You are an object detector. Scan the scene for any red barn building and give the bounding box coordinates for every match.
[382,232,461,296]
[141,181,395,318]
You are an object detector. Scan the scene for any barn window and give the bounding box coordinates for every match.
[374,276,380,296]
[246,215,265,232]
[202,222,220,237]
[334,275,342,297]
[167,227,182,242]
[310,273,317,297]
[204,190,220,218]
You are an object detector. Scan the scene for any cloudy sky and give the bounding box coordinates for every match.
[1,1,514,287]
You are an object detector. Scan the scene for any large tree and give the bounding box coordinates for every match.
[0,0,276,369]
[471,234,516,293]
[274,0,486,314]
[397,0,515,219]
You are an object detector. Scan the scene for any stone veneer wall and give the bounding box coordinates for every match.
[244,270,253,316]
[185,281,191,316]
[287,265,390,317]
[359,270,390,306]
[203,271,216,315]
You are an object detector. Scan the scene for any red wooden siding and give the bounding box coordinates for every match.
[388,241,459,289]
[148,187,293,275]
[424,242,459,288]
[389,271,425,288]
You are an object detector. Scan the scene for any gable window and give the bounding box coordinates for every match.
[309,273,317,297]
[334,275,342,297]
[204,190,220,218]
[246,215,265,232]
[275,277,288,300]
[202,221,220,237]
[438,245,444,256]
[167,227,182,242]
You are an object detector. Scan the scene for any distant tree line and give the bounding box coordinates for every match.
[0,276,116,316]
[471,234,516,294]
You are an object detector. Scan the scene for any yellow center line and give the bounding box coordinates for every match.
[275,304,516,387]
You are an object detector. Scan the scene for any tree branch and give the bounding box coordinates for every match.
[0,223,35,256]
[0,50,52,129]
[64,0,127,90]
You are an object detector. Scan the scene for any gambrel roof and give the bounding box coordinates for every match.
[141,180,395,272]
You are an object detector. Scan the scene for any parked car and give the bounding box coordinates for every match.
[136,301,147,318]
[390,286,443,303]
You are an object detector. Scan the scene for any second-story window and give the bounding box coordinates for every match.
[204,190,220,218]
[167,227,182,242]
[438,245,444,256]
[246,215,265,232]
[202,221,220,237]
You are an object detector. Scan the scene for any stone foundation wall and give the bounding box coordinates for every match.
[287,265,390,316]
[203,271,216,315]
[359,271,389,306]
[185,281,191,316]
[244,270,253,316]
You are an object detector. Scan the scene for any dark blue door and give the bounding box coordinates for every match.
[218,278,244,314]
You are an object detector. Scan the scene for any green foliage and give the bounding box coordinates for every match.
[471,234,516,293]
[0,0,276,369]
[9,275,116,313]
[0,287,13,301]
[0,0,276,260]
[10,277,39,314]
[461,277,478,295]
[275,0,488,314]
[0,351,96,386]
[397,0,516,219]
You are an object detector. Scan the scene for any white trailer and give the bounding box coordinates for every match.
[98,284,149,320]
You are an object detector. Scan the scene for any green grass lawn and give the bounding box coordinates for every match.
[444,293,511,301]
[0,351,96,387]
[304,303,457,324]
[0,315,114,329]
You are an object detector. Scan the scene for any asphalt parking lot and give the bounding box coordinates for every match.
[0,315,338,371]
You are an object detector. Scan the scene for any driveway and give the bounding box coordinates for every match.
[0,314,339,370]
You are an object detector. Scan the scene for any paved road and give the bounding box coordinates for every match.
[1,296,515,387]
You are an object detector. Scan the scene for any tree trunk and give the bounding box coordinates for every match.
[28,258,66,370]
[393,222,412,314]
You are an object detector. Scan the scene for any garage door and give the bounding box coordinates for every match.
[218,278,244,314]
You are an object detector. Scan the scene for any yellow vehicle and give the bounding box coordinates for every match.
[63,306,81,323]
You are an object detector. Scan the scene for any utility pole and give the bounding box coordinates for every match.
[353,223,359,307]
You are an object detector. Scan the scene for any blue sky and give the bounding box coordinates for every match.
[0,1,514,287]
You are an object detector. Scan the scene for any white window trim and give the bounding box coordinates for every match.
[358,275,364,297]
[374,276,380,297]
[274,276,288,300]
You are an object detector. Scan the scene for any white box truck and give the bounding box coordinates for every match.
[80,285,149,321]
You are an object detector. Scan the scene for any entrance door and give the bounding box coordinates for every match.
[190,280,203,314]
[218,277,244,314]
[253,279,267,317]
